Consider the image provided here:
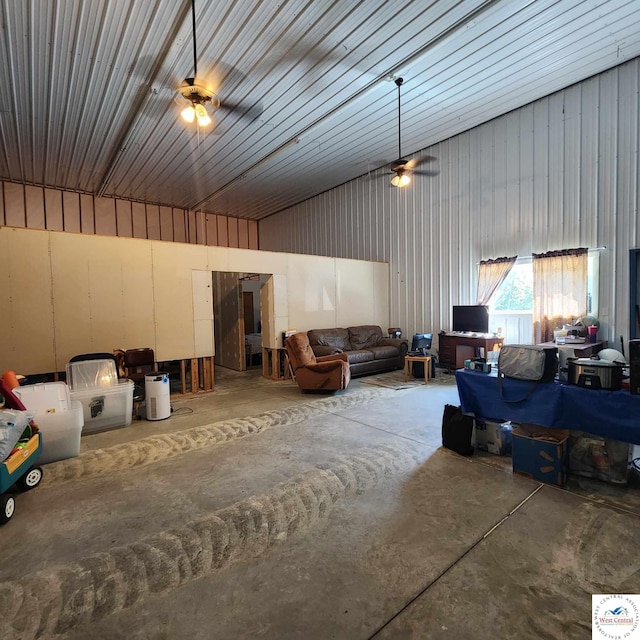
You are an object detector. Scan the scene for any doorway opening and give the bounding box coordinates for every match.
[212,271,272,373]
[241,273,268,371]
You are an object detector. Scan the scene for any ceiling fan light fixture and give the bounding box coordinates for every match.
[181,105,196,123]
[391,172,411,187]
[388,77,413,189]
[195,103,211,126]
[178,1,218,128]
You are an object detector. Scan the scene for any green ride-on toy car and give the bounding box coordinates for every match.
[0,431,43,524]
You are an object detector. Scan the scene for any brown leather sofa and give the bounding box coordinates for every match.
[285,332,351,392]
[307,325,408,377]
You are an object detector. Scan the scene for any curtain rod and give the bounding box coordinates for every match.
[477,246,606,265]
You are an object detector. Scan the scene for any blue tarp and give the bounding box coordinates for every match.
[455,369,640,445]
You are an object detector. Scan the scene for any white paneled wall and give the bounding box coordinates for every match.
[260,58,640,349]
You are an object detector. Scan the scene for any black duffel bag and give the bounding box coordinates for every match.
[497,344,557,402]
[441,404,474,456]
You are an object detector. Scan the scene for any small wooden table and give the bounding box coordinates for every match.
[404,355,432,384]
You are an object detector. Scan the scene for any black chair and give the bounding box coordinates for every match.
[124,348,155,401]
[409,333,437,378]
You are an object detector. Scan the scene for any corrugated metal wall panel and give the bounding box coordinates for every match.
[260,58,640,346]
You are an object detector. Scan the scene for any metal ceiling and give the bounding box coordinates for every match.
[1,0,639,221]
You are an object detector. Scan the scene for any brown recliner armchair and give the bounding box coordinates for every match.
[285,332,351,392]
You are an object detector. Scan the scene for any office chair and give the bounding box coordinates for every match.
[409,333,436,378]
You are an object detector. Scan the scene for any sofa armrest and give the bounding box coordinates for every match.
[307,359,348,373]
[378,338,409,355]
[312,345,344,357]
[316,352,349,364]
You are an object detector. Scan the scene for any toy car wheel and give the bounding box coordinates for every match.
[0,495,15,524]
[17,467,43,491]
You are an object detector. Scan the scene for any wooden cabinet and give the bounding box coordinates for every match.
[438,334,504,370]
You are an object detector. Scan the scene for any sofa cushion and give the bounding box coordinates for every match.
[368,345,400,360]
[348,325,383,350]
[346,350,375,365]
[308,328,351,351]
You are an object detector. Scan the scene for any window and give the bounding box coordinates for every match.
[487,251,599,344]
[490,259,532,312]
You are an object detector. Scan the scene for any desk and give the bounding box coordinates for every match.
[404,355,432,384]
[455,369,640,445]
[439,334,504,369]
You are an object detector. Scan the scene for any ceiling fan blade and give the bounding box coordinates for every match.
[411,169,440,177]
[405,155,438,170]
[382,167,439,178]
[218,99,264,121]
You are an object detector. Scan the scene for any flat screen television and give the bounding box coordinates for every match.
[452,305,489,334]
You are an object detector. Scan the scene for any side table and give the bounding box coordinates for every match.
[404,355,432,384]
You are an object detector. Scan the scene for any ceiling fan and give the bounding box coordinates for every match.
[177,0,218,127]
[176,0,263,129]
[388,77,436,187]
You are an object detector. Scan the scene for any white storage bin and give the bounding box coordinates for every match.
[36,401,84,464]
[70,379,134,434]
[13,382,70,414]
[66,359,118,391]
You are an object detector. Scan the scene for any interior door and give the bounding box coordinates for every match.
[212,271,245,371]
[243,291,255,334]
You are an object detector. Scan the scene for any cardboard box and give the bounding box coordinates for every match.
[474,420,512,455]
[512,424,569,487]
[569,432,630,484]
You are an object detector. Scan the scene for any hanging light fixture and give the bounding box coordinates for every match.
[194,103,211,126]
[391,171,410,187]
[181,105,196,123]
[391,77,410,188]
[177,0,218,127]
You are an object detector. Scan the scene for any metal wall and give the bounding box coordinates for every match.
[260,58,640,348]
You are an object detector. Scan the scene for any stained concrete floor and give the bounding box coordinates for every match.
[1,367,639,639]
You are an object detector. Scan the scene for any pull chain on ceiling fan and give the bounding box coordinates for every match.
[178,0,219,127]
[391,77,410,187]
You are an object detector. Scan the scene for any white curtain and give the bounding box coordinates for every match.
[533,248,588,343]
[476,256,517,305]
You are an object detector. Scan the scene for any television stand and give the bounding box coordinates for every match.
[438,333,504,370]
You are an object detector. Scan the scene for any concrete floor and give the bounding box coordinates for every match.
[1,367,639,639]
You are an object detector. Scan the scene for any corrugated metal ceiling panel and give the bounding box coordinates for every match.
[0,0,639,220]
